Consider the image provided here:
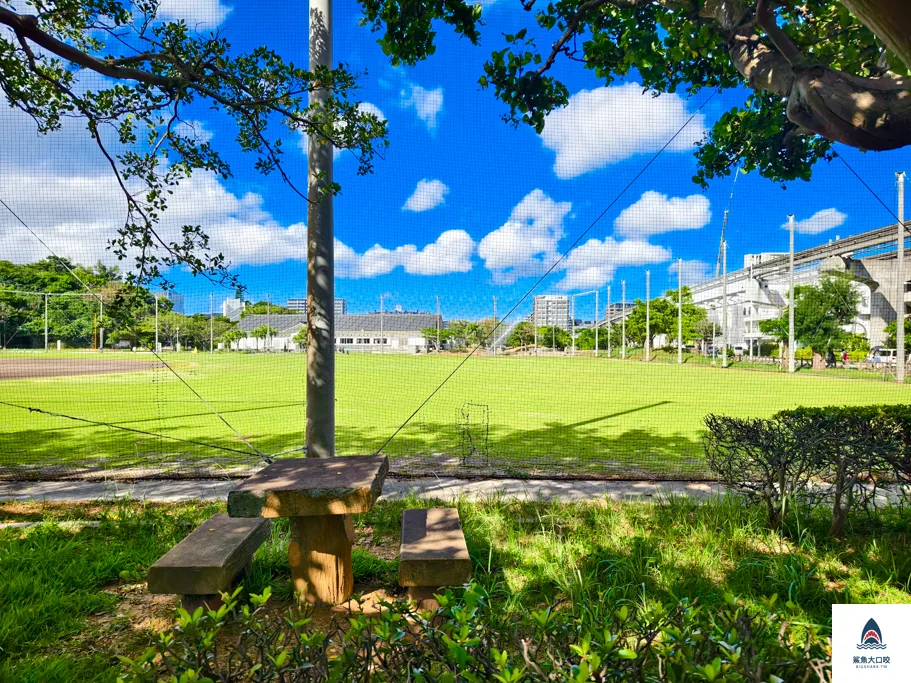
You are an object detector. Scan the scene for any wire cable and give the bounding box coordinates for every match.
[373,88,720,456]
[0,196,270,463]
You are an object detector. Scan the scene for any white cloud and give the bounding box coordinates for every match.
[614,191,711,239]
[403,179,449,212]
[540,83,706,179]
[783,208,847,235]
[297,102,385,158]
[156,0,232,29]
[669,259,713,286]
[335,230,475,278]
[0,167,308,267]
[478,189,571,284]
[173,120,214,143]
[402,84,443,132]
[557,238,670,290]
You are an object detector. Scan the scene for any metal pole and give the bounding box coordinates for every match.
[99,298,104,352]
[788,215,796,374]
[595,289,599,357]
[44,293,48,352]
[267,294,271,352]
[607,285,611,358]
[645,270,650,362]
[436,295,441,352]
[155,295,159,353]
[677,258,683,364]
[621,280,627,359]
[712,318,716,365]
[897,172,906,383]
[306,0,335,458]
[534,299,538,354]
[571,296,575,355]
[210,293,214,353]
[722,242,728,369]
[493,296,497,356]
[380,295,384,354]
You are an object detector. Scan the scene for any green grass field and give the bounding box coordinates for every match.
[1,351,910,478]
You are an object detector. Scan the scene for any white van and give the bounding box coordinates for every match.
[872,348,897,364]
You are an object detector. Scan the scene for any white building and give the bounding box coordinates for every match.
[285,298,347,317]
[221,298,245,321]
[528,295,572,330]
[233,312,442,353]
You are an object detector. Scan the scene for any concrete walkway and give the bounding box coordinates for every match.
[0,478,727,504]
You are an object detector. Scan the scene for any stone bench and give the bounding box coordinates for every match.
[147,513,271,611]
[399,508,472,609]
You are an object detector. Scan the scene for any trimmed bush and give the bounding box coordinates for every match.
[706,404,911,536]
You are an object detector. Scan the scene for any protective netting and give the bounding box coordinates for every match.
[2,0,911,481]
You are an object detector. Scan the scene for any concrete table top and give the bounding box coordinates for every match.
[227,455,389,518]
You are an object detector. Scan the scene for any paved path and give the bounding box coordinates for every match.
[0,478,727,504]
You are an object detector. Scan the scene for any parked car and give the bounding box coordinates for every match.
[867,347,897,365]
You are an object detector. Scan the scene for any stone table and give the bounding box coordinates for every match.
[227,455,388,605]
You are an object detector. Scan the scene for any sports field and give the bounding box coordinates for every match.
[1,351,909,479]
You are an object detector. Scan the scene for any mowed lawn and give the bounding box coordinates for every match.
[1,351,909,477]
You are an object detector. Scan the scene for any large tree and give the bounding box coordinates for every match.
[364,0,911,185]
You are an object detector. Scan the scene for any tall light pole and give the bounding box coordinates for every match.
[436,295,441,352]
[44,293,48,352]
[99,297,104,353]
[154,294,159,353]
[594,289,599,357]
[721,241,728,369]
[210,292,214,353]
[645,270,651,362]
[607,285,612,358]
[571,295,575,355]
[306,0,335,459]
[621,280,627,359]
[534,298,538,355]
[677,258,683,365]
[379,294,385,355]
[788,215,796,374]
[897,172,906,383]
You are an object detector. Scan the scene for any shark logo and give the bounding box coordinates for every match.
[857,618,887,650]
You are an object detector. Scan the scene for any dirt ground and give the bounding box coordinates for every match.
[0,357,160,380]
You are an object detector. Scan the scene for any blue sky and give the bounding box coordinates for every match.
[1,0,909,321]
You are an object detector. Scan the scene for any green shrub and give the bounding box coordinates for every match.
[117,584,830,682]
[706,404,911,536]
[703,414,823,529]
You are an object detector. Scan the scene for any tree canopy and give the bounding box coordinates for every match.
[621,287,707,347]
[1,0,387,289]
[363,0,911,186]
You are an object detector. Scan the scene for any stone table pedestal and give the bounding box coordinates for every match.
[228,455,388,605]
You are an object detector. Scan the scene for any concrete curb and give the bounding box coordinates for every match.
[0,478,729,504]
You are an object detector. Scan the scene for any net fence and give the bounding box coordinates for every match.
[1,0,910,482]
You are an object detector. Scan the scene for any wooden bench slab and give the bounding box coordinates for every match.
[227,455,389,518]
[147,513,270,600]
[399,508,472,588]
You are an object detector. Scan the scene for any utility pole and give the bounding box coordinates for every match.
[306,0,335,459]
[788,215,796,374]
[44,293,48,352]
[154,294,159,353]
[267,294,271,352]
[436,295,441,352]
[210,293,214,353]
[594,289,599,358]
[607,285,612,358]
[897,172,906,383]
[677,258,683,365]
[99,298,104,352]
[722,242,728,369]
[493,296,498,356]
[621,280,627,359]
[380,294,385,355]
[534,300,538,355]
[645,270,651,362]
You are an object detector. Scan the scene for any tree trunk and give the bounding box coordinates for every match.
[779,341,787,371]
[839,0,911,71]
[812,350,826,371]
[709,1,911,153]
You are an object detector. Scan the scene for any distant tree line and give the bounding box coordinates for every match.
[0,258,238,350]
